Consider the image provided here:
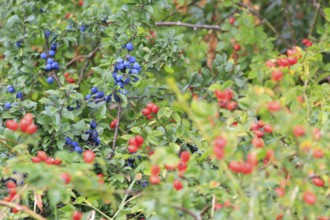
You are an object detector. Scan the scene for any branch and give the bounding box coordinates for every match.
[172,206,202,220]
[112,177,137,219]
[52,71,63,88]
[77,59,91,85]
[200,204,211,216]
[236,2,290,46]
[155,21,224,31]
[211,194,216,218]
[161,0,200,21]
[215,9,239,25]
[52,71,70,97]
[308,170,330,178]
[66,46,100,67]
[77,46,100,85]
[59,91,70,117]
[75,203,112,220]
[308,0,320,38]
[109,103,122,159]
[0,201,46,220]
[282,0,296,43]
[308,0,325,18]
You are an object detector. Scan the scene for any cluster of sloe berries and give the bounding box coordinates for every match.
[85,121,101,146]
[67,101,81,111]
[40,31,60,84]
[112,43,141,94]
[64,121,101,154]
[85,87,112,103]
[4,85,23,110]
[65,137,83,154]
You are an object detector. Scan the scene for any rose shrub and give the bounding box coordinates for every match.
[0,0,329,219]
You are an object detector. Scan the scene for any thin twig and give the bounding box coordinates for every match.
[75,203,112,220]
[0,138,19,144]
[155,21,223,31]
[308,170,330,178]
[109,103,122,159]
[77,59,91,85]
[211,194,215,218]
[66,46,100,67]
[308,0,325,18]
[161,0,199,21]
[200,204,211,216]
[282,0,296,43]
[52,71,70,97]
[236,2,290,46]
[308,1,320,38]
[66,55,84,66]
[215,9,239,25]
[0,201,46,220]
[52,71,63,88]
[112,177,137,219]
[172,206,202,220]
[59,91,70,117]
[77,46,100,85]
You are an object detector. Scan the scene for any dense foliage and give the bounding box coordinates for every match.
[0,0,329,219]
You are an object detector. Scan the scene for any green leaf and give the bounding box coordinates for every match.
[164,65,174,74]
[324,8,330,22]
[6,15,20,27]
[48,188,62,206]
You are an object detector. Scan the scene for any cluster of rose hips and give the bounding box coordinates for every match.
[171,151,192,190]
[302,38,313,47]
[228,153,258,175]
[31,150,62,165]
[230,150,273,175]
[3,85,23,110]
[250,120,273,148]
[225,120,275,174]
[112,43,141,93]
[85,121,101,146]
[176,151,190,177]
[127,135,144,153]
[5,113,38,134]
[265,46,302,81]
[149,151,190,191]
[149,165,161,185]
[85,87,112,103]
[292,126,325,159]
[213,136,227,159]
[3,181,20,213]
[141,102,159,120]
[64,72,76,84]
[56,152,95,186]
[214,89,237,111]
